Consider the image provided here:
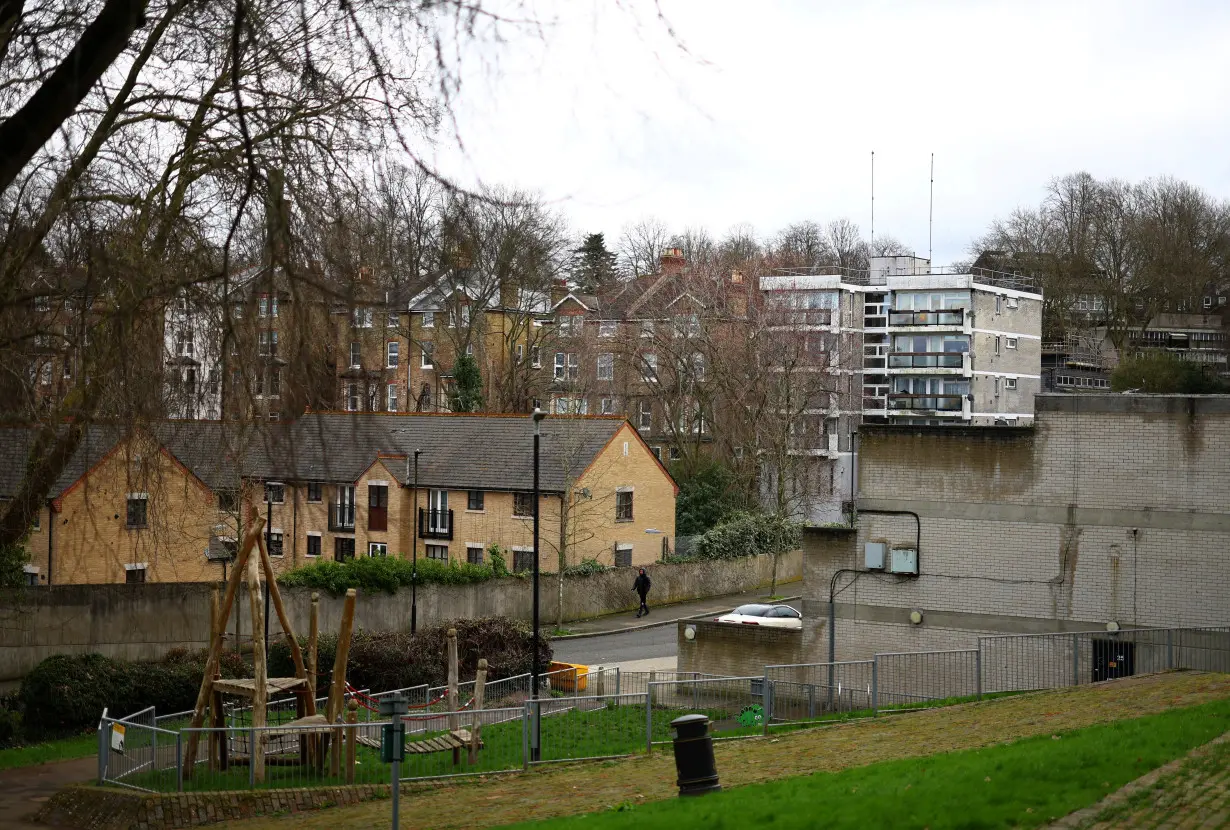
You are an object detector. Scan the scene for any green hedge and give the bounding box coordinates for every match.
[269,617,551,693]
[18,649,247,739]
[279,547,508,595]
[690,511,801,561]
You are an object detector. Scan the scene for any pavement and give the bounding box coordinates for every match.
[551,581,802,639]
[0,756,96,830]
[549,583,802,669]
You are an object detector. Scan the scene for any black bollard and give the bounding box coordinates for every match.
[670,714,721,796]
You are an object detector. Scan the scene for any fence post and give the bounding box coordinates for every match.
[871,657,879,714]
[763,679,773,736]
[151,721,158,779]
[1071,634,1079,687]
[176,734,184,792]
[1167,629,1175,670]
[97,721,108,784]
[248,728,256,789]
[648,670,656,707]
[521,703,530,771]
[615,667,621,698]
[645,685,653,755]
[974,649,984,703]
[808,683,816,719]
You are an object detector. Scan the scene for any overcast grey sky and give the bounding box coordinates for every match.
[432,0,1230,265]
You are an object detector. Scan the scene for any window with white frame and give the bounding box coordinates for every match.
[600,397,616,415]
[530,346,541,368]
[259,330,278,357]
[346,382,361,411]
[669,446,681,461]
[615,489,633,522]
[349,341,362,368]
[387,383,399,412]
[268,531,284,557]
[466,342,474,356]
[387,341,399,367]
[641,353,657,382]
[614,544,633,568]
[466,544,484,564]
[126,494,148,528]
[553,396,588,415]
[558,315,582,337]
[1006,337,1018,350]
[387,312,399,328]
[1004,377,1018,390]
[306,533,321,557]
[351,307,373,328]
[692,352,706,380]
[512,547,534,572]
[638,401,652,430]
[368,541,388,557]
[599,321,617,338]
[513,492,534,517]
[125,564,147,584]
[259,293,278,317]
[994,336,1002,355]
[421,311,435,328]
[515,343,524,363]
[421,342,434,368]
[597,353,614,381]
[425,544,448,561]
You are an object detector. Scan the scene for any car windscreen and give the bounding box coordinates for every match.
[731,604,772,616]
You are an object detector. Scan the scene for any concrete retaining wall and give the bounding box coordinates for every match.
[0,550,800,685]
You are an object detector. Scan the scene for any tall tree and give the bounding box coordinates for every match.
[448,353,484,412]
[569,233,620,293]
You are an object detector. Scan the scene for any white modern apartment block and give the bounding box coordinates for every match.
[759,255,1043,522]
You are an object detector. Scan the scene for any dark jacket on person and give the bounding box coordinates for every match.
[633,571,651,597]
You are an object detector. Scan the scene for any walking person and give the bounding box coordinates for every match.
[633,568,651,617]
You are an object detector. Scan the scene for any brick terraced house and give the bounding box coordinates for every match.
[3,413,676,585]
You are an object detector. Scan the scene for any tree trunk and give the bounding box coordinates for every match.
[556,495,568,629]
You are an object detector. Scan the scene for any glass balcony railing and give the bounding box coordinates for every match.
[888,309,964,327]
[887,394,964,412]
[887,352,965,369]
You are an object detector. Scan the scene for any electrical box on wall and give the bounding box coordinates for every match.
[890,548,919,575]
[865,542,886,570]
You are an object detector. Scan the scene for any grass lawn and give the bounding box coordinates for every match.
[0,731,98,771]
[501,697,1230,830]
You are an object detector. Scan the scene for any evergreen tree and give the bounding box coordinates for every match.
[570,233,620,293]
[449,354,485,412]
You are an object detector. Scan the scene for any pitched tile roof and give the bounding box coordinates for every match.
[0,413,633,500]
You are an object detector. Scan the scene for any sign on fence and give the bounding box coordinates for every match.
[110,723,126,754]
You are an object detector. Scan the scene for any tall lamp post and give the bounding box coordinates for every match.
[530,407,545,761]
[411,448,422,634]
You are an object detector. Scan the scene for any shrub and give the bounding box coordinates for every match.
[673,459,746,536]
[563,558,608,577]
[18,649,246,738]
[1111,350,1229,394]
[489,544,509,577]
[279,555,496,596]
[269,617,551,693]
[691,511,801,562]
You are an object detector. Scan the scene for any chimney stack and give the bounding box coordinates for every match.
[659,248,686,277]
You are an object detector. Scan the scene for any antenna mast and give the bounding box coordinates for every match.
[870,151,875,244]
[928,153,934,264]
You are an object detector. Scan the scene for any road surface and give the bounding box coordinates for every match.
[551,624,678,666]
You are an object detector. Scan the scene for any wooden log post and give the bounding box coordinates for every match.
[256,531,313,715]
[182,518,264,780]
[345,699,359,785]
[469,658,487,765]
[326,589,357,777]
[246,551,268,785]
[447,628,459,766]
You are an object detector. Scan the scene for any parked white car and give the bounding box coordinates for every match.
[714,603,802,629]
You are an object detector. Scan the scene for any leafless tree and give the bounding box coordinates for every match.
[617,216,671,277]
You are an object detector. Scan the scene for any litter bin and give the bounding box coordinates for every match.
[670,714,721,796]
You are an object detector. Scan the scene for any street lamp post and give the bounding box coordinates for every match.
[530,407,545,762]
[411,449,422,635]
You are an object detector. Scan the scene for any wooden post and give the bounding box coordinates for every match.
[469,658,487,765]
[326,589,357,776]
[246,551,267,784]
[447,628,459,765]
[345,699,359,784]
[257,532,312,715]
[210,586,220,647]
[182,518,264,780]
